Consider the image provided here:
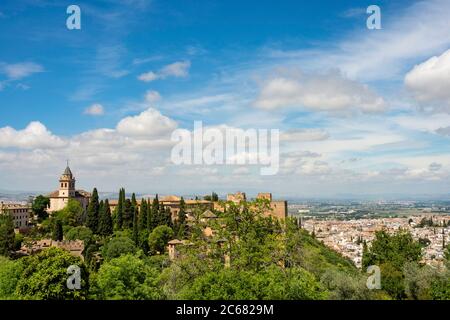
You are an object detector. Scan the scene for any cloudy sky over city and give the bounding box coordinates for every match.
[1,0,450,197]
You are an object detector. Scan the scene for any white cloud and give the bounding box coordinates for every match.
[0,122,66,149]
[84,103,105,116]
[266,0,450,81]
[160,60,190,78]
[254,70,386,113]
[138,71,158,82]
[405,48,450,112]
[393,113,450,135]
[116,108,177,137]
[145,90,161,104]
[429,162,442,172]
[436,126,450,136]
[137,60,190,82]
[0,62,43,80]
[281,129,329,142]
[94,45,129,78]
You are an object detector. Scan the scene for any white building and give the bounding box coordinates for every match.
[47,165,90,214]
[0,202,31,229]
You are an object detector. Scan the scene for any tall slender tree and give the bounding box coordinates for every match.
[98,199,113,236]
[138,199,148,232]
[165,207,173,227]
[116,188,124,230]
[123,199,133,229]
[147,198,153,232]
[133,211,139,246]
[86,188,100,233]
[52,220,63,241]
[0,212,15,256]
[150,195,160,229]
[131,193,137,211]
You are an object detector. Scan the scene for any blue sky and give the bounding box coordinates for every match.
[1,0,450,198]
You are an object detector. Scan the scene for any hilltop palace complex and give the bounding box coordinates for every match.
[1,165,448,268]
[0,165,288,231]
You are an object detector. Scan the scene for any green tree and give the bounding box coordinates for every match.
[65,226,94,244]
[86,188,100,233]
[362,230,422,270]
[0,256,24,299]
[98,199,113,236]
[31,195,50,220]
[55,199,84,227]
[150,195,159,230]
[138,199,148,232]
[102,236,137,261]
[444,244,450,262]
[16,247,88,299]
[123,199,133,229]
[181,266,326,300]
[52,220,63,241]
[116,188,125,230]
[90,254,161,299]
[132,206,139,245]
[362,230,422,299]
[0,213,15,257]
[320,269,377,300]
[148,225,173,254]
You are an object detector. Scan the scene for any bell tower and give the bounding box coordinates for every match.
[59,161,76,198]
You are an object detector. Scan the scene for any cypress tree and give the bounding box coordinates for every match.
[132,206,139,245]
[156,205,165,226]
[98,199,113,236]
[131,193,137,210]
[138,199,148,232]
[151,195,160,229]
[86,188,100,233]
[131,193,139,236]
[123,199,133,229]
[165,207,172,226]
[147,198,153,232]
[116,188,124,230]
[52,220,63,241]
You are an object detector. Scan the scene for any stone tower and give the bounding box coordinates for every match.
[58,164,76,198]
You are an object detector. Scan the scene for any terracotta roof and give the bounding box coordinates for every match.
[161,195,181,202]
[202,210,217,219]
[48,190,91,198]
[185,199,212,204]
[75,190,91,198]
[108,199,143,206]
[48,190,59,198]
